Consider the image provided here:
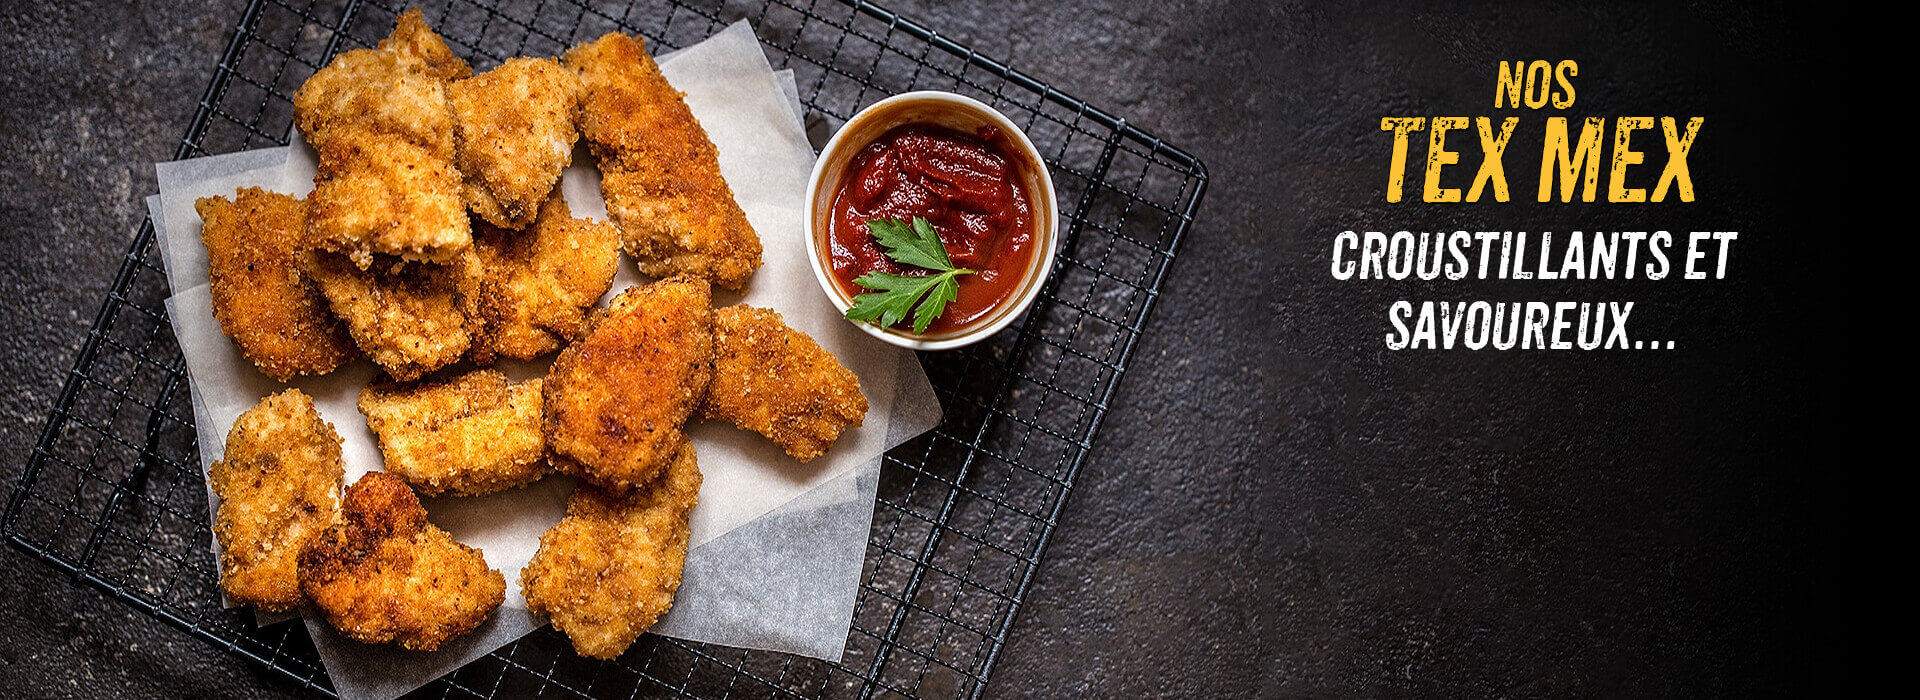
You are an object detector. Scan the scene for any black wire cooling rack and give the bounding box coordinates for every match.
[4,0,1206,697]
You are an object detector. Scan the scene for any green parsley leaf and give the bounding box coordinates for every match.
[912,270,963,333]
[844,217,975,334]
[865,217,955,272]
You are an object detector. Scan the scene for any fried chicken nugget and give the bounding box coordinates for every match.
[544,276,712,491]
[196,188,357,381]
[564,33,762,290]
[295,9,471,267]
[306,135,471,268]
[450,57,584,229]
[299,471,505,652]
[460,193,620,364]
[302,251,470,381]
[522,440,700,659]
[379,8,472,82]
[293,57,457,155]
[358,369,547,496]
[702,306,868,461]
[209,389,344,612]
[295,8,469,144]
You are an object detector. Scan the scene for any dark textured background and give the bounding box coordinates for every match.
[2,0,1808,697]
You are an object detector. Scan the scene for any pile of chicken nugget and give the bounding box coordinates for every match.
[201,8,868,661]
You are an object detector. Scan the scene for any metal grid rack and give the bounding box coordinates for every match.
[4,0,1206,697]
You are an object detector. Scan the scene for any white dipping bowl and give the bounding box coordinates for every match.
[804,91,1059,351]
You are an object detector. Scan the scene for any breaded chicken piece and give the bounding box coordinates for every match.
[379,8,472,82]
[209,389,344,612]
[564,33,761,290]
[358,369,547,496]
[295,9,471,267]
[702,306,868,461]
[544,276,712,491]
[196,188,357,381]
[522,440,700,659]
[460,193,620,364]
[302,251,470,381]
[299,471,505,652]
[293,56,457,156]
[450,57,584,229]
[295,9,469,148]
[306,134,471,267]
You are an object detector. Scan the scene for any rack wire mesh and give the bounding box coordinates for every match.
[3,0,1206,697]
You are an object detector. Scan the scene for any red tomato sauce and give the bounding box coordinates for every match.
[828,125,1036,335]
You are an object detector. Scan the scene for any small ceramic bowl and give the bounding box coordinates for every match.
[804,91,1058,351]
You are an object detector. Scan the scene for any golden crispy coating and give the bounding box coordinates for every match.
[209,389,344,612]
[358,369,547,496]
[299,471,505,652]
[302,251,470,381]
[294,9,469,151]
[450,57,584,229]
[307,134,471,267]
[522,440,700,659]
[295,9,470,267]
[293,56,457,157]
[379,7,472,82]
[196,188,357,381]
[702,306,867,461]
[544,276,712,491]
[460,193,620,364]
[564,33,761,290]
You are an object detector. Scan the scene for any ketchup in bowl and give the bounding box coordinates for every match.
[826,125,1037,335]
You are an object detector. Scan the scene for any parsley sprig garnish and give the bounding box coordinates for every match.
[843,217,975,334]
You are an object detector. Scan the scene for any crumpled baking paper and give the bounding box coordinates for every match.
[150,21,938,700]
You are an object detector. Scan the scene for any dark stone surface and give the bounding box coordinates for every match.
[2,0,1807,697]
[1,1,282,698]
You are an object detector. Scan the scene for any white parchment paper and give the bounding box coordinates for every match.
[152,22,939,700]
